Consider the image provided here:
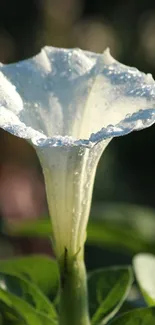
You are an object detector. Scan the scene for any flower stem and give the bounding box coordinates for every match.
[59,248,91,325]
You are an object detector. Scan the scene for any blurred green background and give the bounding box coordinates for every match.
[0,0,155,269]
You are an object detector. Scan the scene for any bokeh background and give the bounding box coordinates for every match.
[0,0,155,269]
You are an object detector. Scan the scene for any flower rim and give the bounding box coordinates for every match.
[0,46,155,148]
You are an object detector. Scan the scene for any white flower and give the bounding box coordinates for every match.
[0,46,155,260]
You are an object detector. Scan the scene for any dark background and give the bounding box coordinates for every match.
[0,0,155,266]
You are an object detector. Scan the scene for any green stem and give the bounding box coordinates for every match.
[59,249,91,325]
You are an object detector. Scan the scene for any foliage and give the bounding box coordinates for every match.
[0,253,152,324]
[2,204,155,323]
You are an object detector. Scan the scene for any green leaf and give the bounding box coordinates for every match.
[6,219,51,237]
[0,302,25,324]
[109,307,155,324]
[88,203,155,253]
[0,287,57,325]
[0,255,59,298]
[88,266,133,325]
[0,256,59,323]
[87,220,147,253]
[133,253,155,306]
[0,273,57,321]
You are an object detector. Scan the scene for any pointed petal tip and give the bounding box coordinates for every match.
[146,73,154,84]
[102,47,116,65]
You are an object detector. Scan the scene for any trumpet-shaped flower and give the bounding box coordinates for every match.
[0,46,155,260]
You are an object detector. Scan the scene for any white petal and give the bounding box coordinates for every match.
[37,140,109,258]
[0,46,155,148]
[0,71,22,114]
[0,47,96,138]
